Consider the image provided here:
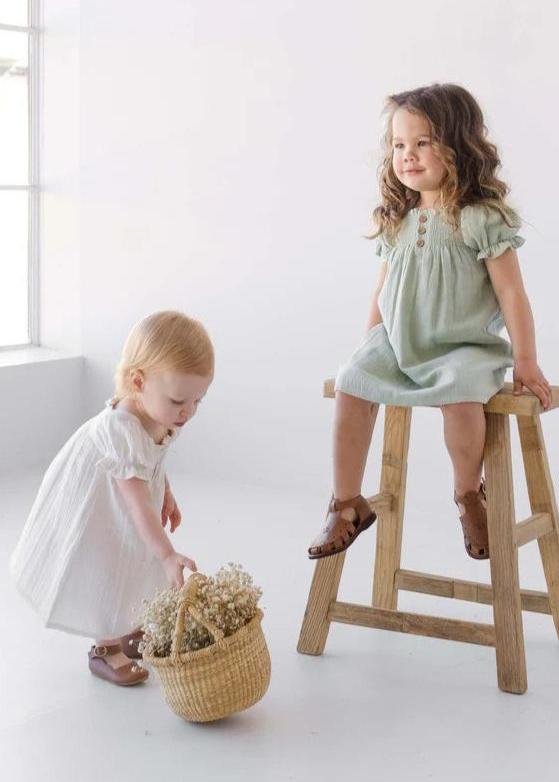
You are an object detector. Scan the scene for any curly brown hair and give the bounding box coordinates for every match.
[368,83,522,243]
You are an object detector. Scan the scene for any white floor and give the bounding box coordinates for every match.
[2,467,559,782]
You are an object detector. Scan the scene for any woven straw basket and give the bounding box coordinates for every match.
[143,572,271,722]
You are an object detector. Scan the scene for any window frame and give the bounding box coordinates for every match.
[0,0,40,351]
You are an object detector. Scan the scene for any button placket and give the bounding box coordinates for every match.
[416,212,428,247]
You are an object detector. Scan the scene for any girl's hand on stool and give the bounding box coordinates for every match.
[162,551,197,588]
[162,476,182,533]
[512,358,552,410]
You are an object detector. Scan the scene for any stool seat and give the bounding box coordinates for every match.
[298,380,559,694]
[322,379,559,415]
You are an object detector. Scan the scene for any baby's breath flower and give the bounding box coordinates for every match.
[136,564,262,658]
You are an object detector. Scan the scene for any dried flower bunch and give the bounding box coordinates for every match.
[137,563,263,658]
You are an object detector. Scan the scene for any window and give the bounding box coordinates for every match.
[0,2,39,349]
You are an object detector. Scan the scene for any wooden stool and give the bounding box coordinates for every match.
[297,381,559,694]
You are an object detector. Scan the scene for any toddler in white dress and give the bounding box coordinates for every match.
[9,310,214,686]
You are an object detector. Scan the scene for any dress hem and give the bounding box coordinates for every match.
[334,364,507,407]
[11,563,142,641]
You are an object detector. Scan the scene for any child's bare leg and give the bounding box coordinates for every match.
[308,391,380,555]
[440,402,486,494]
[333,391,380,520]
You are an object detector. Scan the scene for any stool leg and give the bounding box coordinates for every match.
[372,405,412,610]
[297,551,346,655]
[517,414,559,639]
[484,412,527,694]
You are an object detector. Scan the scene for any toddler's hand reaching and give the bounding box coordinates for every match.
[513,359,552,410]
[162,551,197,588]
[162,478,182,533]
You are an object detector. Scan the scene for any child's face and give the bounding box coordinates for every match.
[133,369,213,429]
[391,107,445,197]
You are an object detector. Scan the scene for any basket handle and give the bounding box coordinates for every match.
[170,572,224,661]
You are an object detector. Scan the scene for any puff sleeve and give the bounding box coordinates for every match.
[460,204,525,261]
[94,414,155,481]
[375,233,392,259]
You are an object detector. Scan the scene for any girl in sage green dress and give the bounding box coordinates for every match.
[308,82,552,562]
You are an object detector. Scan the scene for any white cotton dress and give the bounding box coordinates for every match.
[9,397,181,640]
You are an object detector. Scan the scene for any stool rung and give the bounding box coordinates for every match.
[514,513,553,546]
[365,491,393,513]
[323,379,335,398]
[329,600,496,647]
[395,568,551,615]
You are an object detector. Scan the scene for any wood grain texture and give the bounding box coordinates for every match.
[372,405,412,610]
[514,512,553,547]
[297,551,346,655]
[395,568,551,614]
[484,412,527,694]
[517,414,559,638]
[329,602,496,647]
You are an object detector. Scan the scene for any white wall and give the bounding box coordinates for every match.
[76,0,559,492]
[0,352,84,474]
[5,1,559,494]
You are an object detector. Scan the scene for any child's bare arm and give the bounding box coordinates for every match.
[485,249,536,358]
[365,260,389,331]
[486,249,552,408]
[115,477,175,560]
[115,477,197,586]
[162,474,182,533]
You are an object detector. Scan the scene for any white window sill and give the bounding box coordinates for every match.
[0,345,83,369]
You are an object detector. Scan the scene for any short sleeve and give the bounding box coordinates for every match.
[460,204,525,261]
[374,233,392,259]
[93,413,155,481]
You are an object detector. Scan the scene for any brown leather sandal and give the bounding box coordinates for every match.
[120,629,144,659]
[88,644,149,686]
[308,494,377,559]
[453,478,489,560]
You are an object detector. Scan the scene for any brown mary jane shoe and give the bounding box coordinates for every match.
[88,644,149,686]
[119,629,144,660]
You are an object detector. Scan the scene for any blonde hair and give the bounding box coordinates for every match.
[113,310,214,401]
[368,82,522,243]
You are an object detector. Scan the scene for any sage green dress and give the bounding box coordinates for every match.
[334,204,525,406]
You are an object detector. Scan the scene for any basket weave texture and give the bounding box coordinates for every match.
[143,572,271,722]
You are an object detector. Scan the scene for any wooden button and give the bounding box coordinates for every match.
[419,214,428,223]
[418,226,426,234]
[416,239,425,247]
